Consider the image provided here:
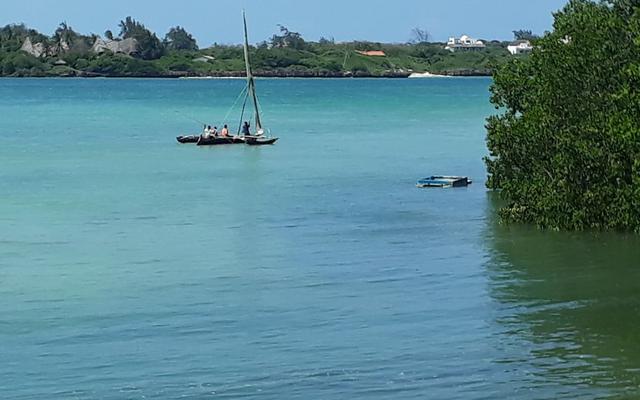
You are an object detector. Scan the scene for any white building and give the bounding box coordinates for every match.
[507,40,533,55]
[445,35,485,52]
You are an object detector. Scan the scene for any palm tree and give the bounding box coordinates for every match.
[52,22,76,54]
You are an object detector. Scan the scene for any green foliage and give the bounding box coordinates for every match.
[512,29,539,41]
[118,16,164,60]
[1,51,49,76]
[164,26,198,51]
[118,17,143,39]
[254,47,305,68]
[83,53,161,76]
[153,50,200,72]
[320,59,341,72]
[411,43,448,59]
[0,19,525,78]
[10,52,41,70]
[209,45,244,60]
[428,43,510,74]
[353,41,382,51]
[2,59,15,75]
[350,62,370,74]
[270,25,307,50]
[410,27,430,44]
[54,22,77,45]
[0,24,47,51]
[74,58,90,69]
[136,34,164,60]
[486,0,640,231]
[53,22,96,54]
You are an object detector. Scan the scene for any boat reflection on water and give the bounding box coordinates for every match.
[484,192,640,399]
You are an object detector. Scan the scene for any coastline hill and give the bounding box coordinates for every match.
[0,20,527,78]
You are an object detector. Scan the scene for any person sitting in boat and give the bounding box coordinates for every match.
[203,125,213,138]
[220,125,230,137]
[241,121,251,136]
[212,126,219,136]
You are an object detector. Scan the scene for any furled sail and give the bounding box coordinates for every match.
[243,11,262,131]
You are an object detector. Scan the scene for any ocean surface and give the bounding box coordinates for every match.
[1,78,639,399]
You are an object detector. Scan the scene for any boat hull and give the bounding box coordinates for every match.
[197,136,246,146]
[176,135,199,144]
[245,137,279,146]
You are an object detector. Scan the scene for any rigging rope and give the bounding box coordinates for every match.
[175,83,250,134]
[237,90,250,135]
[175,111,207,129]
[222,84,249,125]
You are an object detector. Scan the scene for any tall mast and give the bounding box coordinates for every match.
[243,10,262,130]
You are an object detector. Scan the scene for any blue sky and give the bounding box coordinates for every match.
[2,0,568,46]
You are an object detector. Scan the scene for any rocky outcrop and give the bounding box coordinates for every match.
[20,37,47,58]
[91,37,138,55]
[21,37,72,58]
[50,40,71,55]
[21,35,138,59]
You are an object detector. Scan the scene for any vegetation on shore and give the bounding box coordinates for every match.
[486,0,640,232]
[0,19,525,78]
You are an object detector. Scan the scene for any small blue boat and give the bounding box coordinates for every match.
[417,176,472,188]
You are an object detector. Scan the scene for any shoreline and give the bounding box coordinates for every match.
[1,69,493,79]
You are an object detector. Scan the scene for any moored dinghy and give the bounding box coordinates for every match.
[417,176,472,188]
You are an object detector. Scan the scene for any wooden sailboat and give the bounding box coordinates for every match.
[240,11,279,146]
[176,11,278,146]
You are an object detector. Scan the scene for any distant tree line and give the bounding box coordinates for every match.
[0,18,537,78]
[512,29,539,41]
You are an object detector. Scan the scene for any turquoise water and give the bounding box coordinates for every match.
[1,78,639,399]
